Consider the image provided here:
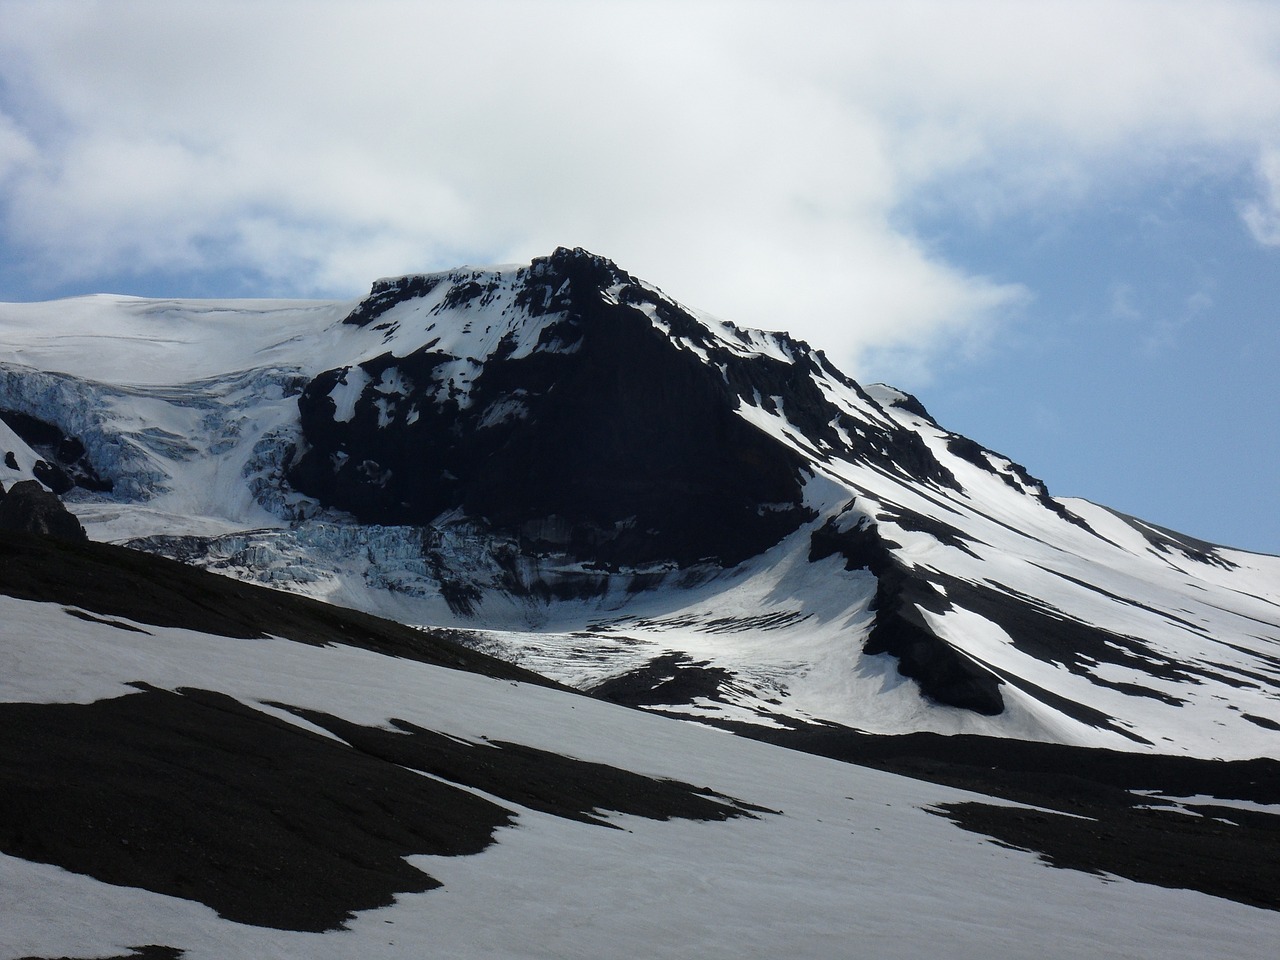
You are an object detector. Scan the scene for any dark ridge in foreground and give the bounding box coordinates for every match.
[18,948,183,960]
[732,721,1280,911]
[0,528,555,688]
[0,686,506,931]
[933,799,1280,912]
[0,686,765,931]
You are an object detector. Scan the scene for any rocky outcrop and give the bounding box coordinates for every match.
[0,409,112,495]
[289,249,818,567]
[809,512,1005,715]
[0,480,88,541]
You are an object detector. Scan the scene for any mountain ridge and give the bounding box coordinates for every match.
[1,247,1277,757]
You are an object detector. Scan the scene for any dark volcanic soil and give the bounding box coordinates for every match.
[738,722,1280,911]
[17,948,183,960]
[0,686,765,932]
[0,685,507,931]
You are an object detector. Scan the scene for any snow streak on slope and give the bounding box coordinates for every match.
[1,249,1278,759]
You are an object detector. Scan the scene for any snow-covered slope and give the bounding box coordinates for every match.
[3,533,1279,959]
[1,248,1278,758]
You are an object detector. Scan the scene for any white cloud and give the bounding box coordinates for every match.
[0,0,1278,374]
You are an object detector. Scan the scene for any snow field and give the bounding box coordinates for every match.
[3,593,1279,960]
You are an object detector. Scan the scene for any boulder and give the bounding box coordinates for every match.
[0,480,88,541]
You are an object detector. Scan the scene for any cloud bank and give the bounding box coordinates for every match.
[1,0,1278,374]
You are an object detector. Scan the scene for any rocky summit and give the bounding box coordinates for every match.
[289,248,816,567]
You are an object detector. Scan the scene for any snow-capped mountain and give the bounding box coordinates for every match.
[3,248,1280,958]
[1,247,1278,758]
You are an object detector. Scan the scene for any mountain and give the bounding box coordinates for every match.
[2,248,1280,957]
[2,246,1277,757]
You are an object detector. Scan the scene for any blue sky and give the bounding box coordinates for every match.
[897,160,1280,553]
[0,0,1277,553]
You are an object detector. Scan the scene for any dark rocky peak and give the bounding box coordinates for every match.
[286,249,994,569]
[0,480,88,541]
[514,246,635,317]
[290,250,834,567]
[867,384,939,425]
[342,273,446,328]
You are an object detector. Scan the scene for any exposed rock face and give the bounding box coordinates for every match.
[0,409,113,495]
[287,248,962,569]
[289,249,823,567]
[277,248,1134,718]
[0,480,88,541]
[809,513,1006,716]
